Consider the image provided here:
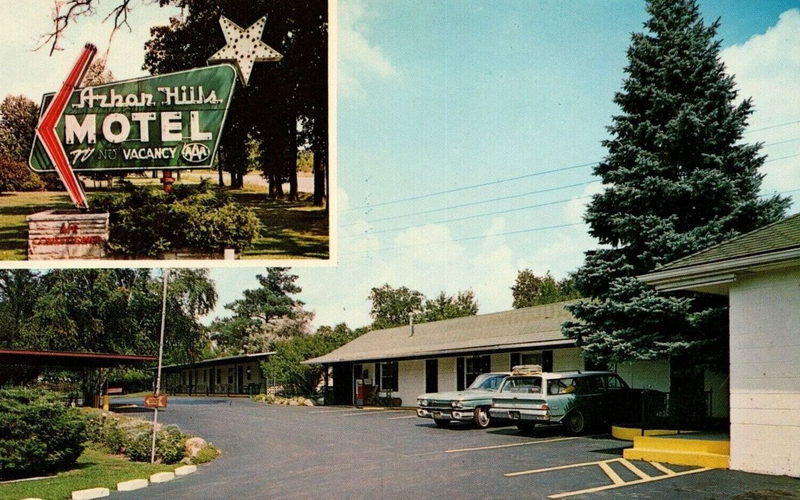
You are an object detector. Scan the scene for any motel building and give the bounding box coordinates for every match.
[303,301,719,411]
[642,212,800,478]
[161,352,274,396]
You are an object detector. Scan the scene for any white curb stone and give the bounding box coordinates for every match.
[117,478,149,491]
[71,487,110,500]
[174,465,197,476]
[149,471,176,483]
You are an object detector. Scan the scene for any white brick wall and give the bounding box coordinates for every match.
[553,348,584,371]
[398,359,425,406]
[728,268,800,477]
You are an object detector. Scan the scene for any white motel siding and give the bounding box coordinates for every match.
[389,348,584,407]
[728,268,800,477]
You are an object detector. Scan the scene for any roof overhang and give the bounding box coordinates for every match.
[303,339,575,365]
[160,351,276,371]
[640,247,800,294]
[0,349,156,369]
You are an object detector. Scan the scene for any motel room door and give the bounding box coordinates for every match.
[332,363,353,405]
[425,359,438,393]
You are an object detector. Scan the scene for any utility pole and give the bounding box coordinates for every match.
[151,269,169,464]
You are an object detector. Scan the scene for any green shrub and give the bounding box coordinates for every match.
[91,180,259,257]
[82,409,186,463]
[191,444,220,465]
[125,425,186,464]
[0,157,45,193]
[0,388,86,480]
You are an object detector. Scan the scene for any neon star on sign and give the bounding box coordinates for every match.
[207,15,283,86]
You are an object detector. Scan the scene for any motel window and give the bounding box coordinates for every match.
[216,368,221,384]
[457,355,491,390]
[376,362,398,392]
[227,368,233,385]
[510,350,553,372]
[510,352,542,370]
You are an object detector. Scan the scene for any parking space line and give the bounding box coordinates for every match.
[598,461,625,485]
[649,461,676,475]
[505,457,613,477]
[447,437,579,454]
[387,415,416,420]
[340,409,410,417]
[618,458,651,480]
[547,466,711,498]
[309,409,358,414]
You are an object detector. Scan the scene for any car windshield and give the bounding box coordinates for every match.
[467,374,506,391]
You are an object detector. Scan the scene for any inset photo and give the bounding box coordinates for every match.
[0,0,332,264]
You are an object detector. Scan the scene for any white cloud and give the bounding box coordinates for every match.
[721,9,800,198]
[338,0,399,99]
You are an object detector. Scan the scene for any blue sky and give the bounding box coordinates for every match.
[1,1,799,329]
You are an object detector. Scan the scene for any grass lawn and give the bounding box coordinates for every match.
[0,178,328,261]
[231,190,329,260]
[0,445,179,500]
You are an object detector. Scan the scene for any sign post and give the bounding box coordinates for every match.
[150,269,169,464]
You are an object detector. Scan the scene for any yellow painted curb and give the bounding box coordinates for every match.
[611,426,688,441]
[624,447,730,469]
[621,433,730,469]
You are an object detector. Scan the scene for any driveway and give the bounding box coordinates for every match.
[112,397,800,499]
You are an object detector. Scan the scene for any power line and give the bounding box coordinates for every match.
[343,161,598,212]
[340,181,595,228]
[341,148,800,235]
[342,186,800,256]
[342,196,592,239]
[745,120,800,135]
[342,222,583,256]
[343,133,800,215]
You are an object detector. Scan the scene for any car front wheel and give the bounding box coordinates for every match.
[564,409,586,435]
[433,418,449,428]
[473,407,491,429]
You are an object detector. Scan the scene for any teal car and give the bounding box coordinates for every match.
[416,372,509,428]
[489,366,640,434]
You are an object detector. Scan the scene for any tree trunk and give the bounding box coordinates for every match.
[288,121,298,201]
[313,149,326,208]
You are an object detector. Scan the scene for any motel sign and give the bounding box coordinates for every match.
[29,64,236,173]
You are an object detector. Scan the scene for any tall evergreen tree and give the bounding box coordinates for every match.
[211,268,311,354]
[563,0,788,384]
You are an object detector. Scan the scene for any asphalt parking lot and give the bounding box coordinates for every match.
[113,397,800,499]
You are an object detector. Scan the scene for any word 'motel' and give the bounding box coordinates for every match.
[63,85,223,164]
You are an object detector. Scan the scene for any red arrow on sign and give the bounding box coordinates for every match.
[35,44,96,209]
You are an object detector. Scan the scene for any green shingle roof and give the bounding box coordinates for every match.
[658,213,800,271]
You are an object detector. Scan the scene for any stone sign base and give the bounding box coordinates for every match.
[27,210,110,260]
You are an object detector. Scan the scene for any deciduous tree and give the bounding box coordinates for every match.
[368,284,479,329]
[511,270,580,308]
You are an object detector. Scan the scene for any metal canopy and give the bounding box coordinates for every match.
[0,349,156,369]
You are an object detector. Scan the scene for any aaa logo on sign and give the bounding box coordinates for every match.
[181,143,211,163]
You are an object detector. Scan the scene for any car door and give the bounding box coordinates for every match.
[601,374,636,422]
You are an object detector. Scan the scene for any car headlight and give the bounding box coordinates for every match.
[451,400,463,409]
[418,399,428,406]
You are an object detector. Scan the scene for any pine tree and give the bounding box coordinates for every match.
[563,0,788,381]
